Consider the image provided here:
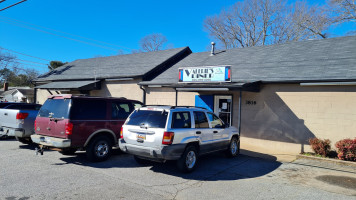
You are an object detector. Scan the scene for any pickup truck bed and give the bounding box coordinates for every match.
[0,103,41,143]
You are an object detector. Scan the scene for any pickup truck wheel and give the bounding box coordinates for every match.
[176,145,198,173]
[226,136,240,158]
[86,136,112,162]
[59,148,77,155]
[15,136,32,144]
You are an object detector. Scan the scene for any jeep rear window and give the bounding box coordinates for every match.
[38,99,71,119]
[126,110,168,128]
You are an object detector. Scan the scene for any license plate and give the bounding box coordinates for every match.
[137,133,146,140]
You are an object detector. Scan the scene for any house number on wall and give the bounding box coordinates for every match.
[246,100,256,105]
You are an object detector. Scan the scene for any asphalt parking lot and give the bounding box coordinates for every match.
[1,138,355,200]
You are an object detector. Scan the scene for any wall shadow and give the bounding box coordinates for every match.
[242,87,316,145]
[57,151,281,182]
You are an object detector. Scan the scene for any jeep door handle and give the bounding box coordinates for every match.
[196,131,201,134]
[213,131,218,133]
[4,113,7,115]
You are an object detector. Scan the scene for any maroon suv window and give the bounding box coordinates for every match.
[111,102,134,119]
[70,99,107,120]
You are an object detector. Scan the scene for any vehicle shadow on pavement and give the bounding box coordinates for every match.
[58,150,282,181]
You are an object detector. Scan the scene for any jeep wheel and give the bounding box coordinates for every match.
[59,148,77,155]
[15,136,32,144]
[177,145,198,173]
[86,136,112,162]
[226,136,240,158]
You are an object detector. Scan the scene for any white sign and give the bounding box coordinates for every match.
[179,66,231,83]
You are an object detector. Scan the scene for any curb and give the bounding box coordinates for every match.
[296,155,356,168]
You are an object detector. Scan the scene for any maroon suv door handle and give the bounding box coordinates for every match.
[47,127,51,130]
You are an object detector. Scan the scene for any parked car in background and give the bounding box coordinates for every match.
[31,95,143,162]
[0,103,41,143]
[119,106,240,172]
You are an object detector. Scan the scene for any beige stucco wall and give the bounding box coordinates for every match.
[145,84,356,155]
[241,84,356,154]
[36,89,61,104]
[90,79,143,102]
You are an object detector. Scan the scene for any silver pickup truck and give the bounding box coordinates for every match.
[0,103,41,144]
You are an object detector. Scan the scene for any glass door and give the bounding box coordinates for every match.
[214,95,232,126]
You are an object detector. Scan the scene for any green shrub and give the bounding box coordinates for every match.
[309,138,331,157]
[335,138,356,161]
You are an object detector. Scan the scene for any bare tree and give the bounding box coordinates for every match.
[139,33,168,52]
[204,0,331,49]
[328,0,356,23]
[0,50,17,69]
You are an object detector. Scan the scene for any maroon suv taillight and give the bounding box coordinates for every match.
[65,122,73,135]
[120,127,123,139]
[34,119,37,131]
[16,113,29,119]
[162,131,174,145]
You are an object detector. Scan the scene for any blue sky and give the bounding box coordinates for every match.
[0,0,354,73]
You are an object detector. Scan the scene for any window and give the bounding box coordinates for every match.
[207,112,224,128]
[112,102,133,119]
[6,104,41,110]
[133,103,142,109]
[38,99,71,119]
[70,99,107,120]
[126,110,168,128]
[193,111,209,128]
[171,112,191,128]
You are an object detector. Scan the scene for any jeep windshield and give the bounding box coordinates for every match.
[126,110,168,128]
[38,98,71,119]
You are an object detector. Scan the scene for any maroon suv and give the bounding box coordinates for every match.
[31,95,142,162]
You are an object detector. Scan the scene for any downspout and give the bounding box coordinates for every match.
[30,79,37,104]
[140,85,146,104]
[175,89,178,106]
[238,90,242,134]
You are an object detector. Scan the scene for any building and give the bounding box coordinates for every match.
[33,47,192,104]
[33,36,356,155]
[0,85,35,103]
[139,36,356,154]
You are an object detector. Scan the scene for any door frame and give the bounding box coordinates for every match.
[213,94,233,126]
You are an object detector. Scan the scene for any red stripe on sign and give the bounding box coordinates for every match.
[228,69,231,79]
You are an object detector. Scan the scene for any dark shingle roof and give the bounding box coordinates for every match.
[141,36,356,85]
[35,47,190,82]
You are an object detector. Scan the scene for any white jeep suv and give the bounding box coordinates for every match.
[119,106,240,172]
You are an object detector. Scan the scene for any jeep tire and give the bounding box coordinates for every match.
[176,145,198,173]
[226,136,240,158]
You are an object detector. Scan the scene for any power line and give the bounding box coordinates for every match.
[14,58,47,65]
[0,0,27,12]
[0,1,7,4]
[0,16,132,51]
[0,46,50,61]
[0,17,133,51]
[16,62,48,69]
[0,20,120,52]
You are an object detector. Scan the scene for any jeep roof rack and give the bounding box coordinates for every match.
[171,106,208,110]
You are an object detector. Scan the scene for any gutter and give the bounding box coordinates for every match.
[140,85,146,104]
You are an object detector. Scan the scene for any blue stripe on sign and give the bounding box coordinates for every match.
[180,69,183,81]
[225,67,228,80]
